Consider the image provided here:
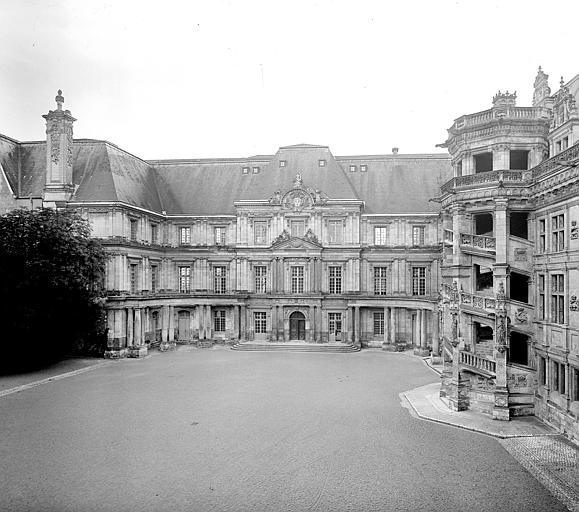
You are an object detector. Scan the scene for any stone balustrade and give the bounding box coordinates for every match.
[440,170,529,194]
[453,106,550,130]
[460,292,496,311]
[460,233,496,251]
[532,142,579,179]
[459,350,496,376]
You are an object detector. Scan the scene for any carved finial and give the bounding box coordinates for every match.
[55,89,64,110]
[294,173,303,187]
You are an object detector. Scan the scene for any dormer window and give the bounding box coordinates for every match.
[252,167,260,174]
[360,164,367,172]
[349,165,357,172]
[279,160,286,167]
[319,159,326,167]
[242,167,249,174]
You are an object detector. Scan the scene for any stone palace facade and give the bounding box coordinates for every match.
[0,68,577,441]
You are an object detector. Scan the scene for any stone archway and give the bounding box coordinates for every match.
[289,311,306,341]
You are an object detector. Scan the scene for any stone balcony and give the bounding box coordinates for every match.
[441,169,531,194]
[459,232,496,255]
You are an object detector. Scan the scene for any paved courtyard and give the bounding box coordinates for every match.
[0,348,569,512]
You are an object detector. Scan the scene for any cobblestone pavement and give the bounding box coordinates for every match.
[500,436,579,512]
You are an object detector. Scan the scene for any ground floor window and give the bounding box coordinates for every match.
[254,312,267,334]
[373,312,384,335]
[328,313,342,334]
[213,309,226,332]
[573,367,579,402]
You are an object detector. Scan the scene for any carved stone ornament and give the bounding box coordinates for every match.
[571,220,578,240]
[303,228,319,244]
[551,77,578,129]
[282,188,312,211]
[533,66,551,106]
[514,307,528,323]
[49,121,61,164]
[570,294,578,312]
[273,230,290,244]
[66,124,74,167]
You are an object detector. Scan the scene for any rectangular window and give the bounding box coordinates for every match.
[328,313,342,334]
[319,159,326,167]
[553,361,560,391]
[540,357,546,386]
[151,265,158,293]
[328,220,343,244]
[360,164,367,172]
[538,219,545,253]
[252,166,260,174]
[179,266,190,293]
[214,226,226,246]
[254,221,268,245]
[374,227,387,245]
[254,312,267,334]
[130,264,138,294]
[538,274,545,320]
[373,312,384,335]
[329,266,342,294]
[349,165,357,172]
[180,227,191,246]
[573,367,579,402]
[151,224,158,245]
[279,160,286,167]
[412,267,427,296]
[213,309,226,332]
[551,274,565,324]
[374,267,388,295]
[213,266,227,294]
[290,220,305,238]
[242,166,249,174]
[291,266,304,294]
[551,214,565,252]
[412,226,425,246]
[130,219,138,241]
[254,265,267,293]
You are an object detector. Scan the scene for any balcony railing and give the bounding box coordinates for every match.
[440,169,530,194]
[460,292,496,311]
[460,233,496,251]
[459,351,496,376]
[453,106,550,130]
[532,142,579,179]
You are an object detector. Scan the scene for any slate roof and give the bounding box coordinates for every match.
[0,134,451,215]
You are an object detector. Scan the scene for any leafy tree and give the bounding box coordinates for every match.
[0,208,108,371]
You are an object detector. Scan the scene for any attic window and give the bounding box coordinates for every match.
[279,160,287,168]
[319,159,326,167]
[349,165,357,172]
[242,167,249,174]
[252,167,260,174]
[360,164,367,172]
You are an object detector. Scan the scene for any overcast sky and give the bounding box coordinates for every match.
[1,0,578,159]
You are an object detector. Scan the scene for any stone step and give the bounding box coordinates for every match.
[509,404,535,417]
[231,343,360,353]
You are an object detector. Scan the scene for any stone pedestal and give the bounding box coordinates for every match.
[159,341,177,352]
[104,348,128,359]
[448,372,469,412]
[127,345,148,358]
[493,387,510,421]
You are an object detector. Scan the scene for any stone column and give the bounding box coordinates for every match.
[128,308,148,358]
[383,307,389,345]
[448,344,469,412]
[432,309,441,364]
[390,307,396,347]
[206,305,212,340]
[416,309,429,356]
[168,305,175,343]
[160,305,170,350]
[126,307,134,348]
[240,305,247,341]
[309,305,315,342]
[354,306,361,348]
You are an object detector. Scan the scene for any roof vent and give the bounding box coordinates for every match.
[392,147,399,155]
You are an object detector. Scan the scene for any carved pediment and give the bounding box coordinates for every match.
[268,174,329,210]
[271,229,322,249]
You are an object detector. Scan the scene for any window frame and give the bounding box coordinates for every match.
[213,265,227,294]
[328,312,342,334]
[291,265,304,294]
[129,219,138,242]
[130,263,138,294]
[550,273,565,324]
[178,265,190,293]
[151,264,158,293]
[254,221,268,245]
[538,218,546,253]
[374,267,388,295]
[254,311,267,334]
[254,265,267,293]
[151,224,159,245]
[213,309,226,332]
[214,226,226,246]
[179,226,191,246]
[328,266,342,294]
[551,213,565,252]
[374,226,387,245]
[373,311,384,335]
[412,225,425,246]
[328,220,343,244]
[290,220,306,238]
[412,266,427,296]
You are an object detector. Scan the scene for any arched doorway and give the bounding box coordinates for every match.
[289,311,306,340]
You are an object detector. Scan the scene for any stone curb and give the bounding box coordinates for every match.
[400,389,560,440]
[0,361,112,399]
